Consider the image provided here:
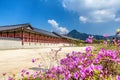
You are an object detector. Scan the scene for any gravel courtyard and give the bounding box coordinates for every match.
[0,47,86,79]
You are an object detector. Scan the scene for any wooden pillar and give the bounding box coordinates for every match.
[7,32,9,37]
[38,35,39,42]
[29,32,30,45]
[14,31,15,38]
[43,36,45,44]
[11,32,14,38]
[40,35,42,43]
[42,35,44,44]
[53,38,55,45]
[43,36,45,45]
[47,37,49,45]
[39,35,41,45]
[52,38,54,44]
[50,37,52,44]
[35,33,36,45]
[1,32,2,37]
[37,35,39,43]
[49,37,51,43]
[36,34,37,43]
[21,28,24,46]
[0,32,1,37]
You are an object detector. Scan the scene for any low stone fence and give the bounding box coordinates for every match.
[0,37,22,49]
[0,37,73,49]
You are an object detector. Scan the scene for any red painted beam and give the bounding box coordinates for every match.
[21,28,24,46]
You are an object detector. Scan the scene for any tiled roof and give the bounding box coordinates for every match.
[52,32,63,37]
[0,23,30,31]
[33,28,59,37]
[62,35,80,41]
[0,23,59,37]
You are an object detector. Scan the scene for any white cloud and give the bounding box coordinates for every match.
[115,18,120,22]
[62,0,120,23]
[48,19,59,28]
[48,19,69,34]
[90,9,116,22]
[79,16,88,23]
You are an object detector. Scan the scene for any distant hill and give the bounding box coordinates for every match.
[67,29,112,40]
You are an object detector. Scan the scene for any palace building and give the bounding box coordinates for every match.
[0,23,79,49]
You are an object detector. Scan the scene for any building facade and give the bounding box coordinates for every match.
[0,23,79,49]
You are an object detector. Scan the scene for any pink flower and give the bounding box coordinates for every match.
[64,71,71,80]
[116,75,120,80]
[21,73,24,77]
[21,69,26,73]
[26,71,30,75]
[85,46,93,53]
[95,65,103,71]
[85,38,93,43]
[117,43,120,47]
[74,72,79,79]
[103,34,109,38]
[8,77,13,80]
[85,35,93,44]
[33,71,38,79]
[104,41,108,45]
[38,64,41,67]
[32,59,35,63]
[78,65,83,69]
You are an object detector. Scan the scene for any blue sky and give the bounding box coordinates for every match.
[0,0,120,35]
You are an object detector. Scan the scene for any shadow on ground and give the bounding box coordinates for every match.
[29,67,46,72]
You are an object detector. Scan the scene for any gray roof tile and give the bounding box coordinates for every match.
[0,23,59,37]
[33,28,59,37]
[0,23,30,31]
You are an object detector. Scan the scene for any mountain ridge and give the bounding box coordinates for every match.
[67,29,112,40]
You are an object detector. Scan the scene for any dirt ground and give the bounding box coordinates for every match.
[0,47,86,79]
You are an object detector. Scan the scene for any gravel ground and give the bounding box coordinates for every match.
[0,47,86,79]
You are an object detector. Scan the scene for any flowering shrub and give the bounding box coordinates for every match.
[6,46,120,80]
[103,33,110,46]
[116,29,120,35]
[85,35,94,44]
[103,34,109,38]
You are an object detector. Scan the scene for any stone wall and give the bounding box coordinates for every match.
[0,37,73,49]
[0,37,22,49]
